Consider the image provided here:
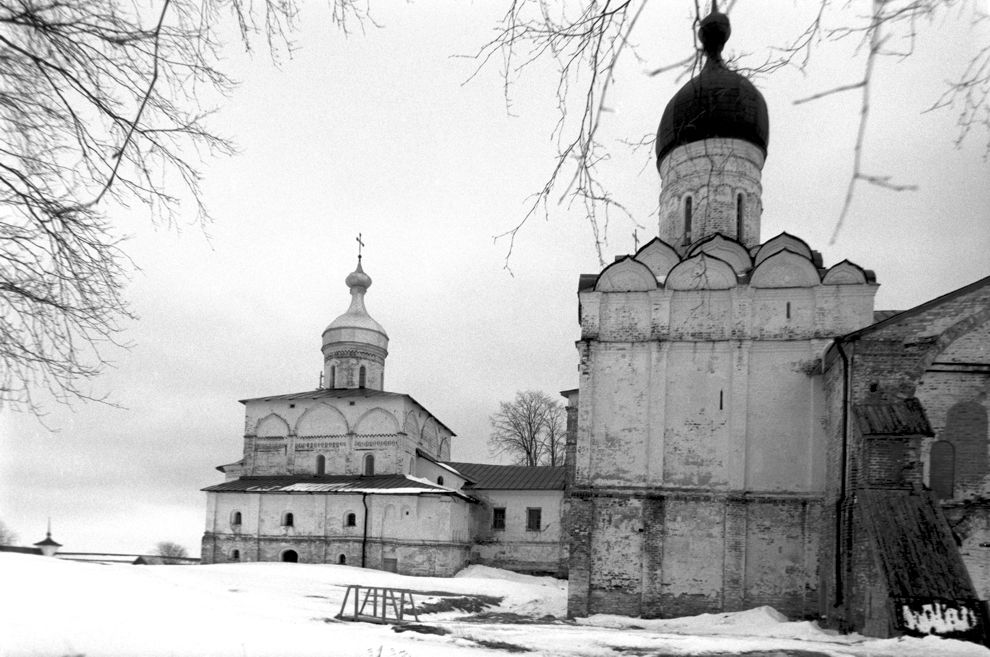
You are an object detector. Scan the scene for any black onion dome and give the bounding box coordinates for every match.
[655,7,769,166]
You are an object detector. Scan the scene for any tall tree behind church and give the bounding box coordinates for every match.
[488,391,564,467]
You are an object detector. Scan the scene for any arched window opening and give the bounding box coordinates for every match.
[281,550,298,563]
[931,440,955,499]
[282,512,294,527]
[231,511,242,527]
[316,454,326,476]
[330,365,336,389]
[684,196,693,243]
[345,512,357,527]
[736,193,745,241]
[437,476,445,486]
[338,554,347,565]
[359,365,367,388]
[230,549,240,562]
[946,402,987,492]
[364,453,375,476]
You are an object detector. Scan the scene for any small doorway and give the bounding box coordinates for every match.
[281,549,298,563]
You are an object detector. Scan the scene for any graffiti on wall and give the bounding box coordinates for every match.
[897,598,986,643]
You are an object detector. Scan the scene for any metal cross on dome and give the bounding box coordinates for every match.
[356,233,365,259]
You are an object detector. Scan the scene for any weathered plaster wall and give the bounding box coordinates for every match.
[657,139,764,248]
[567,492,820,618]
[571,254,874,619]
[239,395,451,478]
[469,489,566,575]
[415,459,467,489]
[202,491,471,576]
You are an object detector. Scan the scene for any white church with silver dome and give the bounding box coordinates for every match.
[201,254,567,575]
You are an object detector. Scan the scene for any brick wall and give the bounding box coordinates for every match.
[565,489,821,618]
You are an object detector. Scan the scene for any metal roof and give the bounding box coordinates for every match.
[872,309,903,324]
[236,388,456,436]
[841,274,990,342]
[859,490,976,599]
[854,398,933,436]
[202,475,474,500]
[239,388,405,404]
[443,462,566,490]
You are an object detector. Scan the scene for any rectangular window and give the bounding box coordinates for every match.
[492,507,506,531]
[526,508,542,532]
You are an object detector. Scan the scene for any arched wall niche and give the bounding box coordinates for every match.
[255,413,289,438]
[595,256,658,292]
[403,411,421,438]
[749,249,821,288]
[295,403,349,436]
[421,419,440,453]
[634,238,680,279]
[665,253,737,291]
[688,233,752,275]
[930,440,955,499]
[944,400,988,494]
[354,407,400,435]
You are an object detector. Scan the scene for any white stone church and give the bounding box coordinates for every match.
[200,257,566,576]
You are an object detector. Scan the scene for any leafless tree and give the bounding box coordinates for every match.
[154,540,189,563]
[489,390,565,466]
[472,1,990,261]
[542,400,565,466]
[0,519,17,545]
[0,0,378,418]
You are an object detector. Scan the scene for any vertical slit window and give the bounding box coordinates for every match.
[786,302,791,319]
[359,366,366,388]
[736,193,744,241]
[330,365,336,388]
[684,196,693,243]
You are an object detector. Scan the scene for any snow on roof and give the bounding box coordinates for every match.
[202,475,475,501]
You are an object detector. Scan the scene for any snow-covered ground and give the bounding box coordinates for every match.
[2,552,987,657]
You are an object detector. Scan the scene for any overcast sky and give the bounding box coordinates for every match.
[2,2,989,556]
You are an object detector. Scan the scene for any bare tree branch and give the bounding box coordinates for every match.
[0,1,365,418]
